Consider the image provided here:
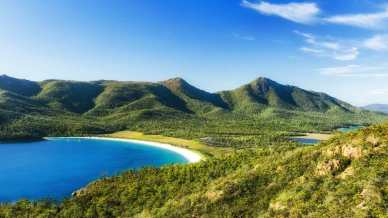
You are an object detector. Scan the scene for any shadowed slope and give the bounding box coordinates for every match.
[162,78,229,114]
[88,81,190,116]
[0,75,41,97]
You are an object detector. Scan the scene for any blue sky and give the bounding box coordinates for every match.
[1,0,388,105]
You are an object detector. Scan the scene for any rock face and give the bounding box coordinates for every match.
[341,145,362,159]
[72,187,88,197]
[337,166,354,179]
[316,159,341,176]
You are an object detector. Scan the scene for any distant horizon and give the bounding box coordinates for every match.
[2,1,388,105]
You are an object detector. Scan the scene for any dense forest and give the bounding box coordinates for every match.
[0,75,387,217]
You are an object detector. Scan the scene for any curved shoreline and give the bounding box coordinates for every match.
[45,136,203,163]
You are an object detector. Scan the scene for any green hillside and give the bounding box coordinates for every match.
[88,81,190,116]
[0,75,385,141]
[0,75,362,117]
[36,80,103,113]
[0,75,371,114]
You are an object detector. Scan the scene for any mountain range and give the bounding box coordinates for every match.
[0,74,360,116]
[363,104,388,114]
[0,74,384,139]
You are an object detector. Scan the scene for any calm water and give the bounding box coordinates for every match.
[0,137,188,202]
[291,138,320,144]
[338,125,363,132]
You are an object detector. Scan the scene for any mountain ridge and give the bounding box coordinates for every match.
[0,74,372,115]
[0,74,385,140]
[363,104,388,114]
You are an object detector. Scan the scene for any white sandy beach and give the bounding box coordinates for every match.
[45,136,202,163]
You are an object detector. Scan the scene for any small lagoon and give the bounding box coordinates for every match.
[337,125,363,132]
[0,137,190,202]
[291,138,320,145]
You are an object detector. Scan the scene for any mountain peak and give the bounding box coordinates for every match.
[250,77,279,86]
[254,77,272,82]
[161,77,192,91]
[163,77,188,85]
[245,77,283,95]
[161,77,229,109]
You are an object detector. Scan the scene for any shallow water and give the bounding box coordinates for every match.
[338,125,363,132]
[0,137,188,202]
[291,138,320,144]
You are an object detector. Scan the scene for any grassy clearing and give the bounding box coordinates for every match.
[102,131,231,158]
[292,132,335,141]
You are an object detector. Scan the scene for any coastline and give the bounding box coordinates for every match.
[45,136,203,163]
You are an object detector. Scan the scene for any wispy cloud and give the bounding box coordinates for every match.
[364,34,388,50]
[319,64,388,77]
[241,1,320,24]
[295,30,388,61]
[295,31,359,61]
[233,33,256,41]
[300,47,323,54]
[324,7,388,29]
[242,1,388,29]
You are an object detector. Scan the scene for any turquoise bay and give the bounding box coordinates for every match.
[0,138,188,202]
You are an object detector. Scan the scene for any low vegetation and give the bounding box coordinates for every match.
[0,123,387,217]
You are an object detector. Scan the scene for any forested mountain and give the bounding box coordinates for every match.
[220,77,354,113]
[0,75,369,116]
[0,75,385,139]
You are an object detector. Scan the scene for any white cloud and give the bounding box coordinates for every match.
[324,7,388,29]
[241,1,320,24]
[319,64,388,77]
[364,34,388,51]
[295,31,359,61]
